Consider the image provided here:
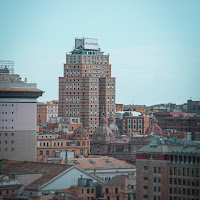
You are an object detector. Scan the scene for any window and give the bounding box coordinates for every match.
[174,167,177,175]
[154,167,157,173]
[115,188,118,193]
[144,177,148,180]
[46,151,49,155]
[40,151,43,155]
[169,167,172,175]
[91,188,94,193]
[178,167,181,176]
[143,195,148,198]
[143,166,148,170]
[192,168,196,177]
[143,186,148,189]
[87,189,90,194]
[187,168,190,176]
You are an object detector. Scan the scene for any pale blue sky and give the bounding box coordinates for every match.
[0,0,200,105]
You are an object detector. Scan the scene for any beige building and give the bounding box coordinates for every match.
[37,100,58,126]
[0,61,44,161]
[59,38,116,134]
[37,127,90,163]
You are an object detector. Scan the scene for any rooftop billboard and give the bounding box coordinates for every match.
[84,38,99,50]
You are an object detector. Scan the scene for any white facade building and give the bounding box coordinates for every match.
[0,64,43,161]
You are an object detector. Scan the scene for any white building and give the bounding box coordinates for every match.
[0,62,44,161]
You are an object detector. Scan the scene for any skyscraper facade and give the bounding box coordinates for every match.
[59,38,116,134]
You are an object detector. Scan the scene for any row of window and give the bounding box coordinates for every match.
[169,196,199,200]
[0,133,14,136]
[0,140,14,144]
[65,74,109,78]
[0,112,14,114]
[39,141,89,147]
[0,77,19,81]
[169,178,199,187]
[0,127,14,130]
[0,104,14,106]
[0,119,14,122]
[169,167,199,177]
[0,148,14,151]
[169,187,199,196]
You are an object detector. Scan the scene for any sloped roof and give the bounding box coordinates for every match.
[3,161,73,188]
[68,157,134,169]
[2,160,107,189]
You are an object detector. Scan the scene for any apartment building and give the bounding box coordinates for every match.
[59,38,116,134]
[136,138,200,200]
[155,112,200,133]
[37,126,90,163]
[0,61,44,161]
[126,115,150,134]
[37,100,58,126]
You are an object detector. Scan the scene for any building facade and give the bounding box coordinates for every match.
[37,126,90,162]
[37,100,58,126]
[155,112,200,133]
[0,62,43,161]
[126,115,150,134]
[59,38,116,134]
[136,138,200,200]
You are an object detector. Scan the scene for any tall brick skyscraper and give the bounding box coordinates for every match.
[59,38,116,134]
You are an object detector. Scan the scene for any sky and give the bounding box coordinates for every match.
[0,0,200,106]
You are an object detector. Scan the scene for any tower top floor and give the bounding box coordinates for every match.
[65,38,110,65]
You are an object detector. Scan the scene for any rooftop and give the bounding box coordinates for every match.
[2,161,73,188]
[68,156,134,169]
[136,139,200,154]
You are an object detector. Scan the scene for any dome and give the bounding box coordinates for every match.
[95,125,113,136]
[92,116,115,143]
[73,126,87,135]
[145,117,162,135]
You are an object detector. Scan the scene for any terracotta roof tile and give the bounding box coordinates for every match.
[67,157,134,169]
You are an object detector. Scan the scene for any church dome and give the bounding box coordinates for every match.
[73,127,87,135]
[72,126,89,140]
[92,114,115,143]
[145,117,162,135]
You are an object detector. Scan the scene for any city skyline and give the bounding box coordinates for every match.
[0,0,200,105]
